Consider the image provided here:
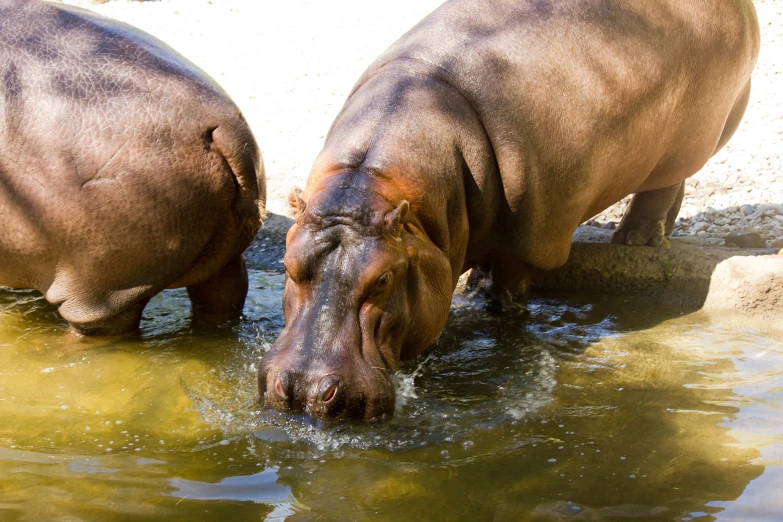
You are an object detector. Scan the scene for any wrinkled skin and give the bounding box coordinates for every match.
[260,0,759,420]
[260,180,452,420]
[0,0,265,335]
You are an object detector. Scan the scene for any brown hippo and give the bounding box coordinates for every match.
[259,0,759,420]
[0,0,265,335]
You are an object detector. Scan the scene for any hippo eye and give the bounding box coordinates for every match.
[376,272,392,291]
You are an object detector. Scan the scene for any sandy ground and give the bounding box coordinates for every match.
[62,0,783,245]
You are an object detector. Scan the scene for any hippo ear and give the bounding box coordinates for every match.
[385,200,409,238]
[288,187,307,220]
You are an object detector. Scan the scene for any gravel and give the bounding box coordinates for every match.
[64,0,783,248]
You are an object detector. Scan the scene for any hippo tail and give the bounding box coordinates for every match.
[211,121,266,225]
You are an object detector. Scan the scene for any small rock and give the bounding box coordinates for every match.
[723,231,767,249]
[771,238,783,249]
[691,221,709,232]
[602,222,616,230]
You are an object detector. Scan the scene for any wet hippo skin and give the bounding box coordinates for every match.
[0,0,265,335]
[259,0,760,420]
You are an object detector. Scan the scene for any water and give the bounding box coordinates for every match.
[1,270,782,520]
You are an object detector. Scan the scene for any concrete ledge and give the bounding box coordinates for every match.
[532,227,783,317]
[249,218,783,318]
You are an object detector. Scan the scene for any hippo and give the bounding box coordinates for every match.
[259,0,759,419]
[0,0,265,335]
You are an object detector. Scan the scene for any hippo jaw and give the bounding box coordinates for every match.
[258,183,453,421]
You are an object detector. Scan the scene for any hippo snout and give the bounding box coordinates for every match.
[258,355,396,421]
[269,371,342,412]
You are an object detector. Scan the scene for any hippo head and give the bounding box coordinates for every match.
[258,175,453,421]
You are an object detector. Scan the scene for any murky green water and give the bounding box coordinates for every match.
[1,270,782,521]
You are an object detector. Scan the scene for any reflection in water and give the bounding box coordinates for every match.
[169,469,289,503]
[169,469,298,519]
[0,270,782,520]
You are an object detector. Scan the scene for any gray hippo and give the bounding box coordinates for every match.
[0,0,265,335]
[259,0,760,419]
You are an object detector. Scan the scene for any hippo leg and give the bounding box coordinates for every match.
[467,258,531,316]
[611,80,751,249]
[611,182,684,248]
[187,253,249,319]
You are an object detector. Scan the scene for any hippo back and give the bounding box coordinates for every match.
[347,0,759,271]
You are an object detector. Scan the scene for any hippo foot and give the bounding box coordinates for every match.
[66,299,149,337]
[190,312,242,333]
[611,219,670,248]
[486,290,530,317]
[464,266,531,316]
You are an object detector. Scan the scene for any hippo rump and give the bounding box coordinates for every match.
[259,0,759,419]
[0,0,265,335]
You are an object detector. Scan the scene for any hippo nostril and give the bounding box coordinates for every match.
[317,375,341,404]
[275,372,289,400]
[321,384,337,403]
